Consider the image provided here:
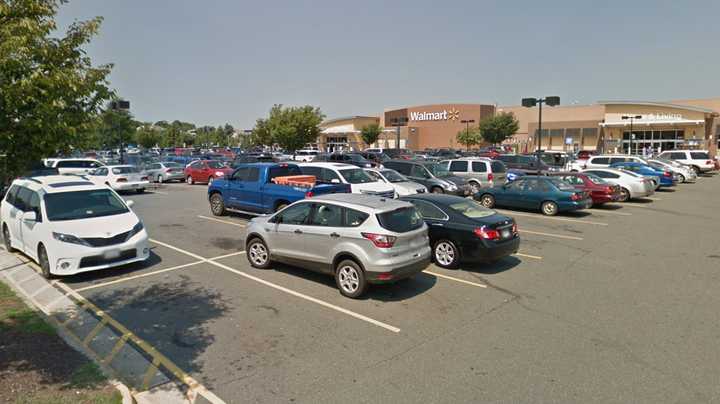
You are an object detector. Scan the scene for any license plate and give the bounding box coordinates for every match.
[104,249,121,259]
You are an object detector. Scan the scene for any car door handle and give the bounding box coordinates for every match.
[294,229,303,234]
[330,232,340,238]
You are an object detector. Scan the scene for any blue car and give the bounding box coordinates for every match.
[608,162,676,188]
[475,175,593,216]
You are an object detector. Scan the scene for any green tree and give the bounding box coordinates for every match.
[456,126,481,151]
[252,105,325,153]
[479,112,520,145]
[0,0,113,178]
[134,125,161,149]
[360,123,383,147]
[99,107,135,150]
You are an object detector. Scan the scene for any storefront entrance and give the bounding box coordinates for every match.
[621,129,685,154]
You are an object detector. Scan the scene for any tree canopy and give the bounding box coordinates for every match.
[479,112,519,145]
[251,104,324,153]
[456,126,481,151]
[0,0,113,177]
[360,123,383,147]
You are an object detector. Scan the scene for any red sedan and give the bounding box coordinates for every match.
[184,160,234,185]
[550,172,621,205]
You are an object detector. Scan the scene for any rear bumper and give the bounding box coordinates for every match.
[366,251,431,284]
[461,237,519,263]
[558,199,592,211]
[591,193,621,204]
[113,181,149,191]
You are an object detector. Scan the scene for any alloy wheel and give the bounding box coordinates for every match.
[337,265,360,294]
[248,242,268,266]
[542,201,558,216]
[480,194,495,208]
[38,246,51,279]
[435,241,456,267]
[3,226,13,252]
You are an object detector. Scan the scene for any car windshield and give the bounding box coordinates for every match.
[448,200,495,219]
[207,161,225,169]
[44,189,129,221]
[548,178,576,191]
[111,166,138,174]
[339,168,374,184]
[380,170,406,183]
[424,163,450,177]
[585,173,608,185]
[376,207,424,233]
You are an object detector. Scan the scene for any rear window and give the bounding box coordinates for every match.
[268,165,302,182]
[448,200,495,219]
[548,178,576,191]
[690,152,709,160]
[376,207,424,233]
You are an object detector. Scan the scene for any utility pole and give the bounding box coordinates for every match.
[622,115,641,155]
[460,119,475,151]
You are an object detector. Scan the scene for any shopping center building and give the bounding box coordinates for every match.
[317,98,720,156]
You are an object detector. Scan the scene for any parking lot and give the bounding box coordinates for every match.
[49,174,720,403]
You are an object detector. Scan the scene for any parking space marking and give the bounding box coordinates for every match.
[619,203,653,209]
[208,251,246,261]
[646,197,663,201]
[72,260,205,293]
[197,215,247,227]
[148,190,169,195]
[514,252,543,260]
[495,209,608,226]
[149,238,402,334]
[589,209,632,217]
[520,229,583,241]
[424,271,488,288]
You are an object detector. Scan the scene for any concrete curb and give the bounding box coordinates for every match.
[111,380,135,404]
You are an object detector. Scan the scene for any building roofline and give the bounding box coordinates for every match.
[597,100,715,114]
[321,115,378,126]
[383,103,494,112]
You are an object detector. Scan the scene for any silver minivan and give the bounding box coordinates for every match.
[440,158,507,193]
[244,194,431,298]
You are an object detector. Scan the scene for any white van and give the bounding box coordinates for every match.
[657,150,714,174]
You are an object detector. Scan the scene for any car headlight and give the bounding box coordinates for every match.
[215,171,225,176]
[126,221,144,240]
[447,183,458,190]
[52,232,91,247]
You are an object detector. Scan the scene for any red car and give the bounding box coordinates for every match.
[575,150,597,160]
[550,172,621,205]
[184,160,234,185]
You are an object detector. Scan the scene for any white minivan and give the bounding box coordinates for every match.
[299,162,396,198]
[657,150,715,174]
[1,176,150,278]
[49,158,105,175]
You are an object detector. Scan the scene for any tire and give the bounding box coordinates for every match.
[210,193,226,216]
[274,202,288,213]
[691,166,701,175]
[37,244,52,279]
[136,188,145,194]
[479,194,495,208]
[433,239,460,269]
[677,174,685,183]
[208,176,214,186]
[186,175,194,185]
[541,201,558,216]
[431,186,444,194]
[469,181,481,194]
[3,224,15,252]
[618,188,631,202]
[246,238,271,269]
[335,259,367,298]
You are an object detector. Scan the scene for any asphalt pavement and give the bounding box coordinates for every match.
[55,175,720,403]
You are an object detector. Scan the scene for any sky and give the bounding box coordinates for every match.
[56,0,720,129]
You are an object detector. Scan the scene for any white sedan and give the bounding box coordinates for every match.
[582,168,655,201]
[363,168,427,196]
[87,165,150,193]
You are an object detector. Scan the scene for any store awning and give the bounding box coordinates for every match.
[599,119,704,127]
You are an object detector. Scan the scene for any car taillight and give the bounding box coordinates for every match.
[361,233,397,248]
[488,173,494,181]
[605,186,614,193]
[512,222,518,235]
[141,176,148,181]
[117,178,127,182]
[474,226,500,240]
[663,171,671,177]
[305,191,314,197]
[570,193,582,201]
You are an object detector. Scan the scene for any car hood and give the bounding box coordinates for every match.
[351,182,395,193]
[437,175,466,186]
[50,211,140,238]
[391,181,426,192]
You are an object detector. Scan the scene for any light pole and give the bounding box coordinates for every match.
[460,119,475,151]
[522,96,560,154]
[621,115,641,155]
[390,117,408,150]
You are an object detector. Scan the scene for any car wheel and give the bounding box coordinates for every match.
[186,175,194,185]
[136,188,144,194]
[37,244,52,279]
[3,225,15,252]
[246,238,271,269]
[210,193,226,216]
[691,166,700,175]
[677,173,685,183]
[335,259,367,298]
[208,176,214,186]
[431,186,444,194]
[433,240,459,269]
[469,181,481,194]
[618,188,631,202]
[541,201,558,216]
[479,194,495,208]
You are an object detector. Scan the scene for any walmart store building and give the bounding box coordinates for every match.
[318,98,720,156]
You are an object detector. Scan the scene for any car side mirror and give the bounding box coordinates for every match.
[126,200,135,208]
[330,179,340,184]
[23,211,37,222]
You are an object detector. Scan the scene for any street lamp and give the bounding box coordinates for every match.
[390,117,409,150]
[621,115,642,155]
[522,96,560,154]
[460,119,475,151]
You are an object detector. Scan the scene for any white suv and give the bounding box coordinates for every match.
[583,155,646,169]
[1,176,150,278]
[49,158,105,175]
[299,162,396,198]
[657,150,715,174]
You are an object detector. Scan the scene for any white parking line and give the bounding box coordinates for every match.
[589,209,632,217]
[514,252,543,260]
[495,209,608,226]
[646,197,663,201]
[520,229,583,241]
[197,215,247,227]
[148,190,169,195]
[208,251,246,261]
[424,271,487,288]
[73,260,205,293]
[149,238,402,334]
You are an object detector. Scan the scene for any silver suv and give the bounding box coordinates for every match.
[244,194,431,298]
[439,158,507,193]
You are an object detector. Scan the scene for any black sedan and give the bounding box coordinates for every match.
[399,194,520,268]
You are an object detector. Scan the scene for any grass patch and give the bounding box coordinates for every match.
[15,389,123,404]
[69,363,108,389]
[0,281,55,335]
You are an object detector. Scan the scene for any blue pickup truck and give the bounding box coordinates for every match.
[207,163,350,215]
